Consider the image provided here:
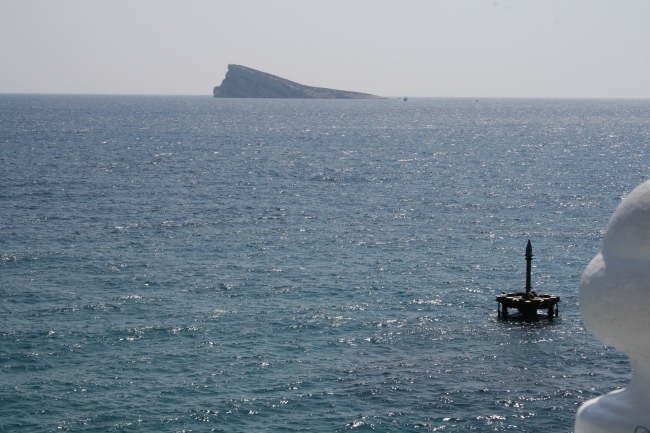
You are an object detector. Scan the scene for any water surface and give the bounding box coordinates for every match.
[2,95,649,432]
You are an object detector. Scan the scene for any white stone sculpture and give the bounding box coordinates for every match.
[576,180,650,433]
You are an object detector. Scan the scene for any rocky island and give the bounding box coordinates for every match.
[213,64,383,99]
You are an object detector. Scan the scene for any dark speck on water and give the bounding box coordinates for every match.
[1,95,649,432]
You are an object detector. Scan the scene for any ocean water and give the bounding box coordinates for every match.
[1,95,650,432]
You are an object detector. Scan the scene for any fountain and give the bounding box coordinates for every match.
[496,240,560,319]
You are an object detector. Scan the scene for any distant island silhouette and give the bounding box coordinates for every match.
[213,64,383,99]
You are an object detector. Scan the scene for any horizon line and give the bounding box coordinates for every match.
[1,92,649,101]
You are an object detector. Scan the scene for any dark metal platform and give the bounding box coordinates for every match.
[496,291,560,318]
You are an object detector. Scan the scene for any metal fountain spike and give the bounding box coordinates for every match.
[525,239,533,294]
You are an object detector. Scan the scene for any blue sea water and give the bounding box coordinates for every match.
[1,95,650,432]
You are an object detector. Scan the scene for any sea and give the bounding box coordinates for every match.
[1,95,649,432]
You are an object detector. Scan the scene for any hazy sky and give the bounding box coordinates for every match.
[1,0,649,98]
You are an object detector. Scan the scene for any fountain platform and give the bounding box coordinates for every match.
[496,291,560,319]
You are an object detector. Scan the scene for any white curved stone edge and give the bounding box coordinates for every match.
[576,180,650,432]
